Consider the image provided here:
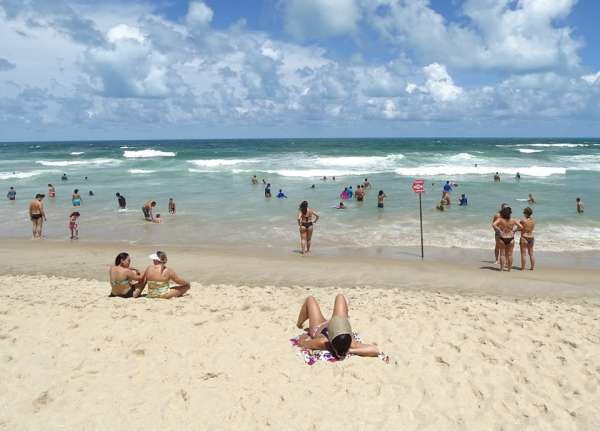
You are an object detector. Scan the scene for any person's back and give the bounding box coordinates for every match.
[7,188,16,200]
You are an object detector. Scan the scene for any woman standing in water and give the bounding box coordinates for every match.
[377,190,387,208]
[493,206,523,272]
[297,200,319,255]
[519,207,535,271]
[72,189,81,206]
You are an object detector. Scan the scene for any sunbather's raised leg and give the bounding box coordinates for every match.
[332,294,349,318]
[296,296,327,331]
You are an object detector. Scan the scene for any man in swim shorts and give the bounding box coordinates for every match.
[29,194,46,238]
[116,192,127,209]
[576,197,584,214]
[142,201,156,221]
[7,187,16,201]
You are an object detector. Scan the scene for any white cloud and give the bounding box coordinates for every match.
[366,0,581,71]
[186,1,213,28]
[106,24,145,43]
[582,71,600,85]
[285,0,360,39]
[405,63,463,102]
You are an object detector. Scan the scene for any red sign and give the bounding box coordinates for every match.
[412,179,425,194]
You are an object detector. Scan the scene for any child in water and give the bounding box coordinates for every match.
[168,198,176,214]
[154,214,162,224]
[576,197,584,214]
[69,212,80,240]
[336,202,346,209]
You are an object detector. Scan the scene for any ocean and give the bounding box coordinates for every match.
[1,138,599,253]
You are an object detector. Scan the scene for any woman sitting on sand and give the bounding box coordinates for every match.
[296,294,386,360]
[141,251,190,299]
[493,206,523,272]
[297,200,319,255]
[519,207,535,271]
[109,252,145,298]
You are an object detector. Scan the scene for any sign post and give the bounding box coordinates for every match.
[411,179,425,259]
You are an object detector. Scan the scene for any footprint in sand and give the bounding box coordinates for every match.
[32,391,51,413]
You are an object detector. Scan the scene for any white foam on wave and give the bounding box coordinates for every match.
[239,169,376,178]
[0,170,58,180]
[395,165,566,177]
[188,159,258,168]
[70,152,85,156]
[315,154,404,168]
[497,143,587,148]
[123,149,176,158]
[518,149,544,153]
[36,158,120,167]
[448,153,475,161]
[128,169,157,174]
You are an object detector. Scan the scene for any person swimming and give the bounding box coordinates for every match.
[295,294,387,361]
[576,197,584,214]
[7,186,16,201]
[116,192,126,209]
[276,189,287,199]
[528,193,536,204]
[48,184,55,198]
[347,186,353,199]
[88,190,94,196]
[265,183,272,198]
[494,172,501,182]
[153,214,162,224]
[459,194,468,206]
[61,173,68,181]
[355,185,364,201]
[336,202,346,209]
[377,190,386,208]
[72,189,81,206]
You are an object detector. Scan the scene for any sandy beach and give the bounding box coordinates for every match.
[1,240,600,430]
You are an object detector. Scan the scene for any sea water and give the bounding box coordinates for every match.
[1,138,599,252]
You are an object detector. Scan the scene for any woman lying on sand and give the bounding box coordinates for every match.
[296,294,387,360]
[109,252,145,298]
[141,251,190,299]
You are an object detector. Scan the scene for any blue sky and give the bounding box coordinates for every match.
[0,0,599,140]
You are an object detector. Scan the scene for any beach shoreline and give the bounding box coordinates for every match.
[1,239,599,299]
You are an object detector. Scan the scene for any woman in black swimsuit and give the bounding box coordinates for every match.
[492,206,523,272]
[519,207,536,271]
[297,200,319,255]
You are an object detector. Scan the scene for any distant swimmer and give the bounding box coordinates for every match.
[355,185,364,202]
[142,200,156,221]
[519,207,535,271]
[377,190,387,208]
[297,200,319,255]
[363,178,371,189]
[7,186,16,201]
[516,172,521,181]
[493,206,523,272]
[61,173,68,181]
[48,184,55,198]
[276,189,287,199]
[168,198,176,214]
[265,183,272,198]
[332,176,336,181]
[68,211,80,240]
[88,190,94,196]
[322,176,327,181]
[116,192,127,209]
[492,203,508,264]
[72,189,82,206]
[494,172,501,182]
[459,194,468,206]
[311,184,316,189]
[528,193,536,204]
[29,194,46,239]
[340,187,349,200]
[84,176,88,181]
[576,197,584,214]
[251,175,258,185]
[336,202,346,209]
[347,186,353,199]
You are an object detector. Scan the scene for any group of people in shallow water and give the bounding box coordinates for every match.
[109,250,385,360]
[492,203,536,271]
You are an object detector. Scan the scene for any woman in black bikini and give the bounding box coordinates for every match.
[519,207,535,271]
[493,206,523,272]
[297,200,319,255]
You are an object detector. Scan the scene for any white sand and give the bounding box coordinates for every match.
[2,273,600,430]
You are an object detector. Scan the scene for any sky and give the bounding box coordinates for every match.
[0,0,599,141]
